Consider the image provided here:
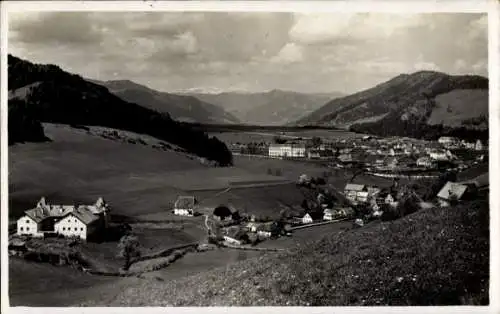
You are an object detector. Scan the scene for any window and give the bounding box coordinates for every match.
[26,220,29,224]
[80,228,83,231]
[63,227,66,231]
[74,227,77,231]
[26,227,30,231]
[20,227,24,231]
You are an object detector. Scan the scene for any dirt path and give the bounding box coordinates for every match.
[290,218,350,230]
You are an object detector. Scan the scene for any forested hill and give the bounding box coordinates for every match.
[296,71,488,141]
[7,55,233,166]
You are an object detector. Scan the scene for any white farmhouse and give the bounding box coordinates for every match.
[54,207,101,240]
[16,197,109,240]
[173,196,196,216]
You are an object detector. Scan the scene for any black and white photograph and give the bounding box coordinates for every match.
[1,1,497,310]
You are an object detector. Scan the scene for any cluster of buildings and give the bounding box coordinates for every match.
[229,136,486,173]
[16,197,110,240]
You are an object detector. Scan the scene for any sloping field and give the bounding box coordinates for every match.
[427,89,488,127]
[8,124,205,218]
[196,183,306,218]
[9,258,120,306]
[9,124,300,220]
[78,197,489,306]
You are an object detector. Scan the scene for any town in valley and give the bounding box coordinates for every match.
[6,10,490,307]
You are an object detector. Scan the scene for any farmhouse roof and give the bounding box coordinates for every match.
[70,207,100,225]
[174,196,196,209]
[24,204,75,223]
[345,183,366,192]
[437,182,468,200]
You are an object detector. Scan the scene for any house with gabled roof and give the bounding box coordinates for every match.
[17,197,109,240]
[344,183,367,204]
[173,196,196,216]
[302,213,313,224]
[437,182,469,207]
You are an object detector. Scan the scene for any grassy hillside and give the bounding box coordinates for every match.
[8,123,205,219]
[92,79,240,124]
[79,197,489,306]
[190,90,343,126]
[297,71,488,140]
[8,55,232,165]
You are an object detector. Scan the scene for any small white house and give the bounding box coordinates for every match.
[257,231,272,238]
[475,140,484,151]
[357,191,369,203]
[385,193,397,205]
[302,213,313,224]
[323,209,334,221]
[173,196,196,216]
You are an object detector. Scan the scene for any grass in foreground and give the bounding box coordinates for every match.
[79,197,488,306]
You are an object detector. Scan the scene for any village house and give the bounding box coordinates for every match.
[336,207,355,218]
[436,182,469,207]
[256,224,273,238]
[428,149,453,161]
[416,156,435,168]
[323,208,333,221]
[344,183,367,204]
[17,197,109,240]
[173,196,196,216]
[475,140,484,151]
[302,213,313,224]
[438,136,460,148]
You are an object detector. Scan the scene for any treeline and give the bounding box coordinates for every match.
[8,98,48,145]
[8,55,233,166]
[350,119,488,142]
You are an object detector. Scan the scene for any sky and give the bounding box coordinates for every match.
[8,12,488,94]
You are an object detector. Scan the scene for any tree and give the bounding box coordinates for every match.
[273,136,287,144]
[311,136,322,147]
[117,234,141,271]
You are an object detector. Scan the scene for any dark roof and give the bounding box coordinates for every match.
[174,196,196,209]
[69,207,100,225]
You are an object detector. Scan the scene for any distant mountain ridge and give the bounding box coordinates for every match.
[188,90,344,126]
[296,71,488,140]
[90,79,241,125]
[7,55,233,165]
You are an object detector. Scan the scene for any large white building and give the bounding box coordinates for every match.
[268,144,306,158]
[17,197,109,240]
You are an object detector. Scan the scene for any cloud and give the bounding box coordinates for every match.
[8,12,487,94]
[9,12,103,46]
[289,13,425,45]
[271,43,304,64]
